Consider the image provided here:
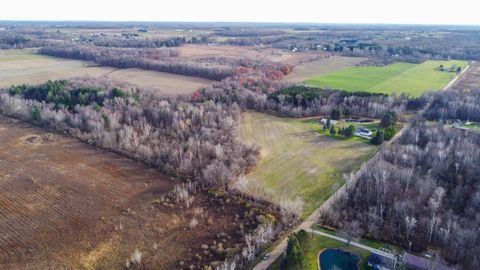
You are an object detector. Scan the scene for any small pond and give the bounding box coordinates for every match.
[319,248,360,270]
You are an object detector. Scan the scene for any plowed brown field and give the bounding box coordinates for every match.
[0,116,261,269]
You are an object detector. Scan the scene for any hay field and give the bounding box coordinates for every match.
[284,56,365,83]
[178,44,328,65]
[240,112,377,216]
[0,49,213,95]
[305,60,469,97]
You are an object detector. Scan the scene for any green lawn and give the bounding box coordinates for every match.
[462,121,480,132]
[305,60,468,97]
[240,112,377,217]
[268,234,371,270]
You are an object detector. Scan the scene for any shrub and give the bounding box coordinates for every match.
[370,130,385,145]
[380,110,397,127]
[384,126,396,141]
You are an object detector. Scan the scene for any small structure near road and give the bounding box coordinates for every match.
[367,251,397,270]
[451,119,468,130]
[320,118,337,126]
[402,253,455,270]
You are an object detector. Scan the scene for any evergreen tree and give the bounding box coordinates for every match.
[384,126,396,141]
[330,108,343,120]
[344,125,355,138]
[31,106,40,121]
[371,130,385,145]
[380,110,397,127]
[330,126,337,135]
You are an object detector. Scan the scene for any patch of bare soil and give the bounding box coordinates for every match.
[452,61,480,90]
[0,115,277,270]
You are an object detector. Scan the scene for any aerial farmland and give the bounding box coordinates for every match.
[0,19,479,270]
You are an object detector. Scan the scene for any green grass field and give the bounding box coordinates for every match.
[267,234,371,270]
[240,112,377,217]
[462,121,480,132]
[305,60,468,97]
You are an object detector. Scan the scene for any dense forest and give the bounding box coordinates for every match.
[1,78,260,188]
[327,121,480,269]
[424,88,480,122]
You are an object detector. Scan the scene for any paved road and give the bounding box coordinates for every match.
[442,61,473,91]
[252,64,473,270]
[252,182,345,270]
[311,230,396,259]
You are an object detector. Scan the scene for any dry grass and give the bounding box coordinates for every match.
[178,44,328,65]
[283,56,366,83]
[0,49,213,95]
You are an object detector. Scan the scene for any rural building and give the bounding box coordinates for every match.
[354,127,373,138]
[367,251,397,270]
[451,119,468,130]
[320,118,337,126]
[402,253,455,270]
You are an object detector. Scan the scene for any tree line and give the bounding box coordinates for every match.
[1,78,259,189]
[200,81,411,119]
[39,44,236,80]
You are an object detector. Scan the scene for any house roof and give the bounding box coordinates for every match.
[403,253,455,270]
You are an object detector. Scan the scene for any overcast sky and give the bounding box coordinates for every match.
[1,0,479,25]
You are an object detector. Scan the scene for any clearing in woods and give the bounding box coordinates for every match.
[240,111,377,217]
[305,60,469,97]
[0,49,213,95]
[0,115,257,269]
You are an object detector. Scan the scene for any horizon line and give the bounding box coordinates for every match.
[0,19,479,27]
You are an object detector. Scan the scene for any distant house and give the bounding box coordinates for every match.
[354,127,373,138]
[320,118,337,126]
[402,253,455,270]
[451,119,468,130]
[367,251,397,270]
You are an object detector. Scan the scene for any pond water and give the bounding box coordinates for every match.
[319,248,360,270]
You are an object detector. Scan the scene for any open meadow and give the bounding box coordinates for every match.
[305,60,468,96]
[240,112,377,216]
[0,49,213,95]
[0,115,261,269]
